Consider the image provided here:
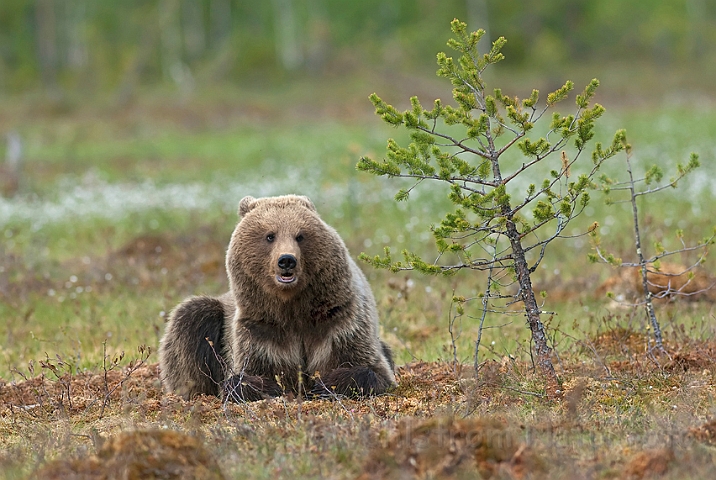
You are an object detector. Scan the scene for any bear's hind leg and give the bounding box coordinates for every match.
[381,340,395,371]
[159,296,228,399]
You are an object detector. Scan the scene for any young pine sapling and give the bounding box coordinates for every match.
[358,19,625,398]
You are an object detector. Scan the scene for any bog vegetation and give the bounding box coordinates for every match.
[1,15,716,480]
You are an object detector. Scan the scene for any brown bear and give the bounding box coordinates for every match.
[159,194,396,401]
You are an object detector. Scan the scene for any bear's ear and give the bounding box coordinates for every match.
[238,196,257,217]
[295,195,317,212]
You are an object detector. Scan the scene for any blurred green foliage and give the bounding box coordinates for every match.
[1,0,714,94]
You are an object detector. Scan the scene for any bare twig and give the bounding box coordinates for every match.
[593,144,711,353]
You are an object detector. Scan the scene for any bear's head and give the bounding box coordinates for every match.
[227,195,346,302]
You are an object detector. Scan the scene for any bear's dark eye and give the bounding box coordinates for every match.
[296,234,304,243]
[266,233,275,243]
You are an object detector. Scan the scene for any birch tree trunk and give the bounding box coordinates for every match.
[35,0,58,92]
[272,0,303,70]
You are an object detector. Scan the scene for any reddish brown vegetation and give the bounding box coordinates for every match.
[0,364,161,418]
[360,417,543,479]
[0,229,227,307]
[688,420,716,446]
[34,430,225,480]
[623,448,675,479]
[596,263,716,303]
[114,232,226,287]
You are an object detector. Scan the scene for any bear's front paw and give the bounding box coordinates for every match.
[311,366,386,399]
[223,373,282,402]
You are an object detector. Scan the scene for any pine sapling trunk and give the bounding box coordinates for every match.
[503,207,561,397]
[492,150,560,397]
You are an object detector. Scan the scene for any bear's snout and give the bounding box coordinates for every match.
[276,253,299,285]
[278,254,297,271]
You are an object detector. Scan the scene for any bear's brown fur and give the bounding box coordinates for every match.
[159,195,395,401]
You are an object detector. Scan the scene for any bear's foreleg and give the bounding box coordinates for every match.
[311,366,393,399]
[159,296,228,399]
[223,372,283,402]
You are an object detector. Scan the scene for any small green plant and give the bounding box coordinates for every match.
[590,136,715,352]
[358,19,625,398]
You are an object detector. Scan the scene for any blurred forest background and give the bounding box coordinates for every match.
[1,0,715,99]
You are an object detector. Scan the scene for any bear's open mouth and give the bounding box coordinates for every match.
[276,274,297,284]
